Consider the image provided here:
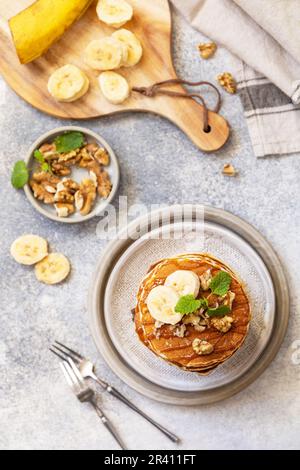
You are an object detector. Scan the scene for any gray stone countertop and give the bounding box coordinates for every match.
[0,8,299,450]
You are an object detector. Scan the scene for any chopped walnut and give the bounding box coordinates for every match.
[94,147,110,166]
[88,162,112,199]
[61,178,80,194]
[58,150,78,166]
[217,72,237,94]
[174,324,186,338]
[29,172,60,205]
[183,314,200,326]
[78,147,95,168]
[199,269,212,291]
[39,143,57,160]
[51,162,71,176]
[192,339,214,355]
[223,163,238,177]
[198,42,217,59]
[55,203,75,218]
[211,315,234,333]
[75,178,97,216]
[223,291,236,310]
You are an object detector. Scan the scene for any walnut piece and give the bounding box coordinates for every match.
[55,203,75,218]
[51,162,71,176]
[94,147,110,166]
[192,339,214,355]
[89,163,112,199]
[198,42,217,59]
[217,72,237,94]
[174,324,186,338]
[223,163,238,177]
[29,172,60,204]
[223,291,236,310]
[75,179,97,216]
[78,147,95,168]
[199,269,212,291]
[211,315,234,333]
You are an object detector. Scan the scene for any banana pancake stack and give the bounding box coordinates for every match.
[134,254,251,374]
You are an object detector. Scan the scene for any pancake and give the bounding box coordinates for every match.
[134,253,251,373]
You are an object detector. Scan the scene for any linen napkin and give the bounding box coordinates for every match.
[171,0,300,157]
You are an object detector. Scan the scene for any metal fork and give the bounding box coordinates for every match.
[60,358,126,449]
[50,340,179,443]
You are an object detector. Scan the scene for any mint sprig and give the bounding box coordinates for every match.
[207,305,231,317]
[210,271,232,296]
[54,131,84,153]
[175,295,208,315]
[11,161,29,189]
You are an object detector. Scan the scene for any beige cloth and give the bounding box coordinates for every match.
[171,0,300,157]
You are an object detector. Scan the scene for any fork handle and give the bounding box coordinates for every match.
[107,385,179,443]
[92,402,126,450]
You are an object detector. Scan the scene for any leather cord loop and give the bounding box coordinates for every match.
[132,79,221,132]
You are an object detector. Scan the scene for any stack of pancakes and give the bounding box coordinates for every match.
[134,253,251,374]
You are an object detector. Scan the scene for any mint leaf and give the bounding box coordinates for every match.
[54,131,84,153]
[199,297,209,309]
[207,305,231,317]
[11,161,29,189]
[34,149,44,163]
[41,162,50,172]
[210,271,232,296]
[175,295,201,315]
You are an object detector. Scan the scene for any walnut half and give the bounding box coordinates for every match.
[211,315,234,333]
[217,72,237,94]
[198,42,217,59]
[75,179,97,216]
[192,339,214,355]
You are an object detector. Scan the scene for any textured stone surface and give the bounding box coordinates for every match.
[0,8,299,450]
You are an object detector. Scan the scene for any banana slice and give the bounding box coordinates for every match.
[99,71,130,104]
[84,37,124,71]
[165,270,200,297]
[10,235,48,266]
[112,29,143,67]
[96,0,133,28]
[35,253,71,285]
[146,285,182,325]
[48,64,89,102]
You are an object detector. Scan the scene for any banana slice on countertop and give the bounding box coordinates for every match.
[84,37,124,71]
[146,285,182,325]
[96,0,133,28]
[165,270,200,298]
[10,235,48,266]
[35,253,71,285]
[99,71,130,104]
[112,29,143,67]
[48,64,90,102]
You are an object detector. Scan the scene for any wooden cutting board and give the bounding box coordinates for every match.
[0,0,229,152]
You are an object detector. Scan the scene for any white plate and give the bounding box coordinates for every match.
[88,205,289,405]
[104,221,275,392]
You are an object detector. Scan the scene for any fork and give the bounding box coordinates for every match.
[50,340,179,443]
[60,358,126,449]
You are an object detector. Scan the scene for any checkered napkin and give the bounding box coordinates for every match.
[171,0,300,157]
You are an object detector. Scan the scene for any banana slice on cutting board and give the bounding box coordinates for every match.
[112,29,143,67]
[10,235,48,266]
[48,64,89,102]
[35,253,71,285]
[84,37,125,70]
[99,71,130,104]
[146,285,182,325]
[96,0,133,28]
[165,270,200,297]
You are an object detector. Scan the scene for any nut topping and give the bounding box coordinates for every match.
[75,178,97,216]
[211,315,234,333]
[192,339,214,355]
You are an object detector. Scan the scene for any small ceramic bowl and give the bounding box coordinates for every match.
[24,126,120,224]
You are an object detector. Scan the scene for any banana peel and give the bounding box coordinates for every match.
[9,0,94,64]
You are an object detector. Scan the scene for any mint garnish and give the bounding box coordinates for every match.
[54,131,84,153]
[210,271,232,296]
[11,161,29,189]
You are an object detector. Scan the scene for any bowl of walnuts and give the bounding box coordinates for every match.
[24,126,120,223]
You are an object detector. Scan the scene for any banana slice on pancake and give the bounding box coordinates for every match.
[165,270,200,297]
[146,285,182,325]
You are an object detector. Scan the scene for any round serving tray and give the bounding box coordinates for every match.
[88,205,289,405]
